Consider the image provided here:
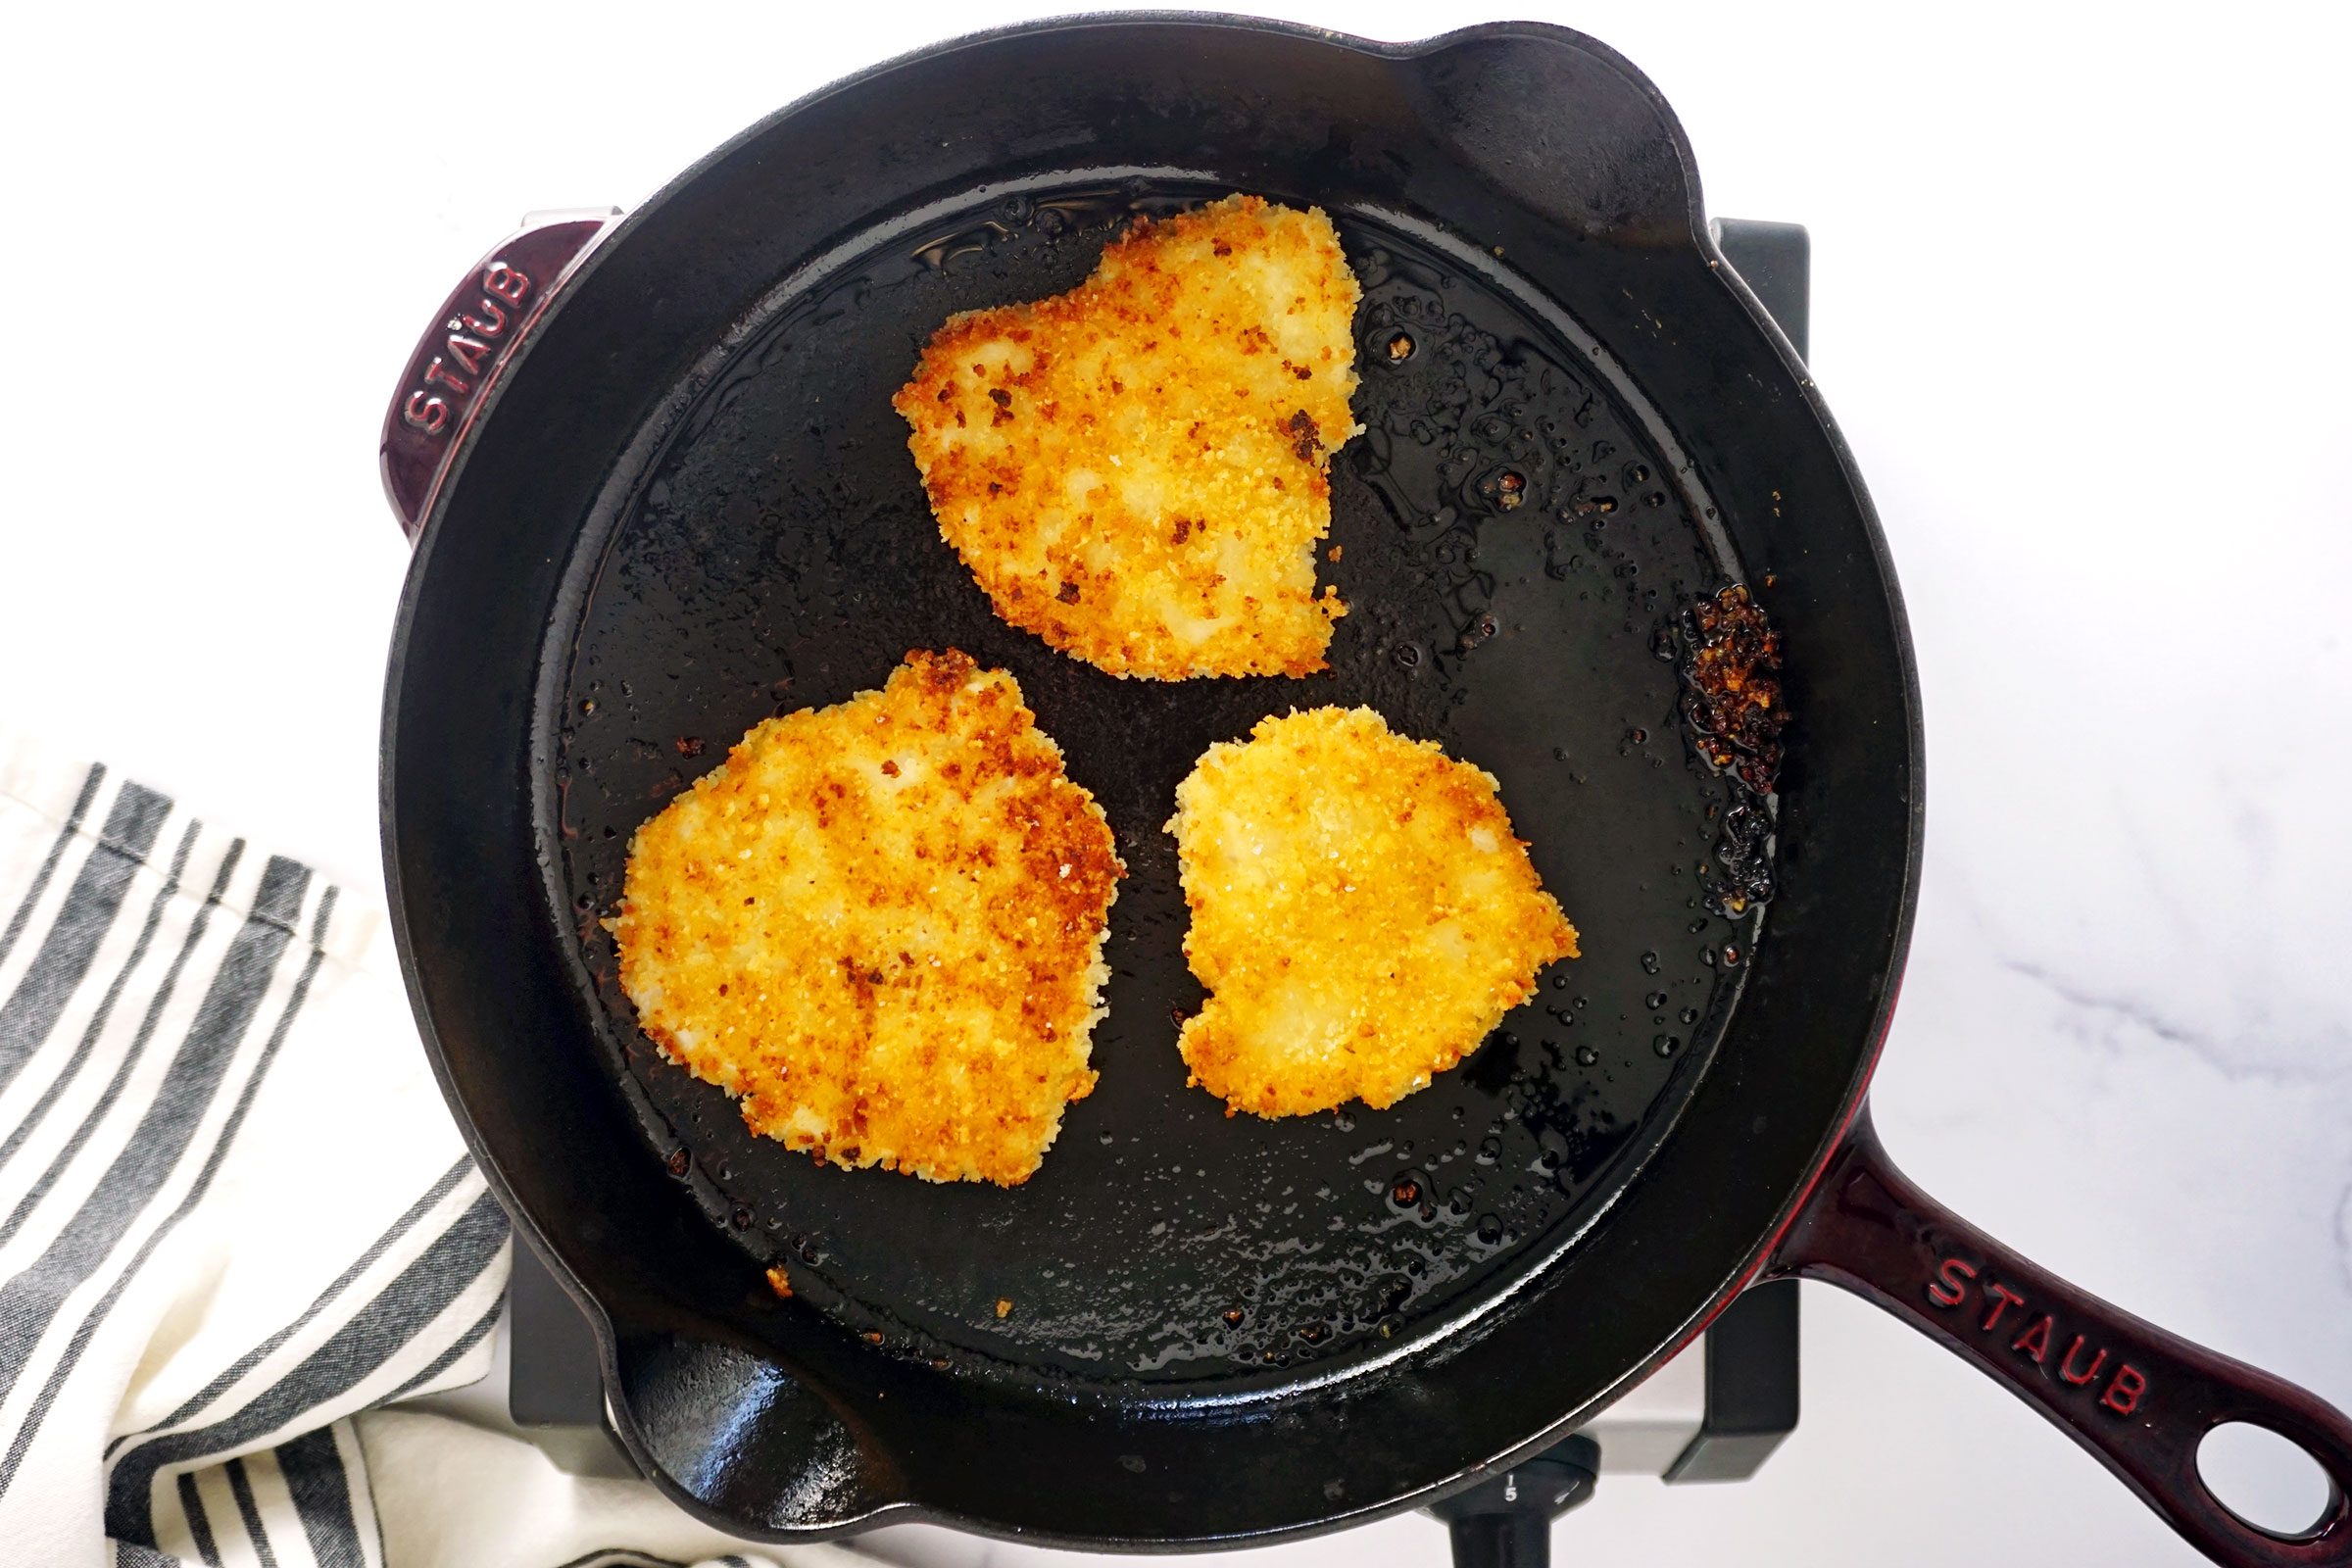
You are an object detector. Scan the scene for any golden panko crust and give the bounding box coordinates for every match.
[1167,707,1579,1118]
[893,194,1362,679]
[611,650,1124,1186]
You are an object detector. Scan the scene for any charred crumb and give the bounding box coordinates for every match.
[1708,802,1776,915]
[1678,584,1787,914]
[1286,409,1322,463]
[1680,584,1787,795]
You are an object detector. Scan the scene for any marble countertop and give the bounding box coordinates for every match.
[4,3,2344,1563]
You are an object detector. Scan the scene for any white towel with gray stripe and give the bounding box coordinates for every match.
[0,733,853,1568]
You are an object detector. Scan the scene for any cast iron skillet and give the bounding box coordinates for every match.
[377,15,2352,1565]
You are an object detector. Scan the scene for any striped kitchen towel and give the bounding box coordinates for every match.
[0,734,504,1568]
[0,733,845,1568]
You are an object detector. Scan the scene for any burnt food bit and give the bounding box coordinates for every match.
[1678,584,1788,917]
[1680,584,1787,796]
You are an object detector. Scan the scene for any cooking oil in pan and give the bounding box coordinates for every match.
[550,174,1780,1388]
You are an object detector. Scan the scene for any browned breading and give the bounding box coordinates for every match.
[893,194,1362,679]
[1167,707,1579,1117]
[611,651,1124,1186]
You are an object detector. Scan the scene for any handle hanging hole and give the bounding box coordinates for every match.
[2195,1421,2338,1540]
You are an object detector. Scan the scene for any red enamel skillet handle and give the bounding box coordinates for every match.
[378,208,620,541]
[1769,1107,2352,1565]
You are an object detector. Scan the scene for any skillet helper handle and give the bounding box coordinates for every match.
[378,208,619,541]
[1771,1110,2352,1566]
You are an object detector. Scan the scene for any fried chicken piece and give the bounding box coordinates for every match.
[1167,707,1578,1117]
[894,194,1362,679]
[612,651,1123,1185]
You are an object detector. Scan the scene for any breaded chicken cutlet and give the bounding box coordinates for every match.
[894,194,1362,680]
[611,650,1123,1186]
[1167,707,1579,1118]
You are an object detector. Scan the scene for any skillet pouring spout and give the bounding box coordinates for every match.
[1769,1108,2352,1566]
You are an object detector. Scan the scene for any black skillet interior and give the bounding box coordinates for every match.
[553,181,1759,1385]
[386,16,1919,1546]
